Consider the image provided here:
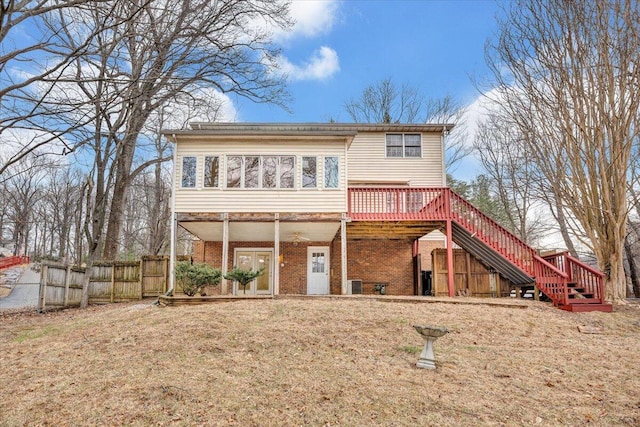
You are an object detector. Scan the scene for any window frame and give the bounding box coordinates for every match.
[180,155,197,188]
[323,156,339,189]
[224,155,297,190]
[302,156,318,189]
[203,155,220,188]
[385,133,422,158]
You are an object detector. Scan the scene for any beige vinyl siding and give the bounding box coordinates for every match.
[347,132,444,187]
[174,139,347,213]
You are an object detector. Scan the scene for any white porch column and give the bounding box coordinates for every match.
[221,213,229,294]
[168,213,177,295]
[274,213,280,296]
[341,216,348,294]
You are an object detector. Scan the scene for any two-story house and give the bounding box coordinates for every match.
[163,123,610,312]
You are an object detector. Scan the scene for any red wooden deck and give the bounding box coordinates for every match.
[348,187,610,312]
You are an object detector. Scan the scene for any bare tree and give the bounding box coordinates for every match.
[0,0,109,176]
[3,155,50,256]
[45,0,290,260]
[473,110,546,245]
[39,0,291,306]
[345,77,423,123]
[344,78,469,170]
[424,95,471,172]
[486,0,640,302]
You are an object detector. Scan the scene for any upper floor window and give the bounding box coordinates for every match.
[302,156,317,188]
[204,156,219,188]
[324,156,339,188]
[226,155,295,189]
[181,156,196,188]
[386,133,421,158]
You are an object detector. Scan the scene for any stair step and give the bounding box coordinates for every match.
[566,297,600,304]
[568,292,594,299]
[560,303,613,312]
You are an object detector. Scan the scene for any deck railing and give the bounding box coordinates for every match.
[348,187,448,221]
[348,187,574,306]
[349,187,539,273]
[542,251,605,304]
[0,256,29,270]
[446,191,537,276]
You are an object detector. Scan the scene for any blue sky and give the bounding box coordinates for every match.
[233,0,503,123]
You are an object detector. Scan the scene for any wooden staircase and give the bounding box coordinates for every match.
[348,187,612,312]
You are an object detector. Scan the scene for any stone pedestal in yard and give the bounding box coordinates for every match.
[413,325,449,370]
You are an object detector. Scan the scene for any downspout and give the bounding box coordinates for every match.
[441,128,448,187]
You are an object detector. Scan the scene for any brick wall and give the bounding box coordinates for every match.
[193,240,331,295]
[193,238,416,296]
[346,239,415,296]
[418,239,446,271]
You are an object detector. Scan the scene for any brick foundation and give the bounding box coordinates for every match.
[345,239,415,295]
[193,238,417,296]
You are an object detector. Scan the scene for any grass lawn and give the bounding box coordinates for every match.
[1,298,639,426]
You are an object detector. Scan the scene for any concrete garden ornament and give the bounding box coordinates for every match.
[413,325,449,369]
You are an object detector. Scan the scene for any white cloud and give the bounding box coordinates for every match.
[275,46,339,81]
[275,0,340,42]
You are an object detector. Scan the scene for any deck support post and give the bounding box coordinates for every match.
[221,214,229,294]
[274,214,280,296]
[341,215,348,295]
[445,220,455,297]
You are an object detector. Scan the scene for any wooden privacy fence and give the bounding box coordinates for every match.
[431,248,513,297]
[38,256,168,311]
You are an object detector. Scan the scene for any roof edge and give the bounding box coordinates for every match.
[162,122,455,136]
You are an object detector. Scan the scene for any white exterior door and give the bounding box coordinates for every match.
[307,246,330,295]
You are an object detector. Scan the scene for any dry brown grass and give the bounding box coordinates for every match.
[1,298,639,426]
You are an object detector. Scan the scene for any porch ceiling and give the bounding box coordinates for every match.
[180,221,341,242]
[346,221,445,240]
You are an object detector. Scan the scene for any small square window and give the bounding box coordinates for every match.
[404,134,421,157]
[386,134,403,157]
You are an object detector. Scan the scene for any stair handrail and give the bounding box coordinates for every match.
[543,251,605,304]
[446,189,571,305]
[446,189,538,273]
[533,254,569,306]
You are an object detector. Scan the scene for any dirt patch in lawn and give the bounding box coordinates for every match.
[1,298,639,426]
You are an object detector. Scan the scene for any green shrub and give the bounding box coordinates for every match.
[175,262,221,296]
[223,266,264,294]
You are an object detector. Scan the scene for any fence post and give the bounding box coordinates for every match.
[64,264,71,307]
[163,256,169,293]
[139,258,144,299]
[110,263,115,303]
[38,264,47,312]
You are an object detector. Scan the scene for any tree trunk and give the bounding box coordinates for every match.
[624,234,639,298]
[553,195,577,258]
[601,239,627,303]
[102,119,144,260]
